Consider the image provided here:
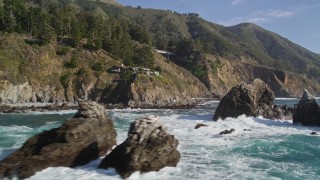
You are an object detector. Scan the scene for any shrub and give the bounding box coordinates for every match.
[77,67,87,76]
[92,62,104,72]
[65,56,79,68]
[56,46,70,56]
[59,74,69,88]
[154,66,162,73]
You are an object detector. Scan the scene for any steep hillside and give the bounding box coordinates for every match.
[200,54,320,97]
[0,34,211,106]
[227,23,320,73]
[120,5,320,96]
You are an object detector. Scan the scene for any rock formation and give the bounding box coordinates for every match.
[194,123,208,129]
[213,79,286,120]
[219,128,235,135]
[311,132,318,135]
[293,89,320,126]
[0,101,116,179]
[99,115,180,178]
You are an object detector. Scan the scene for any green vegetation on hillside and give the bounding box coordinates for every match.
[0,0,155,69]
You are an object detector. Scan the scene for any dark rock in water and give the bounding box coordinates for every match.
[195,123,208,129]
[213,79,286,121]
[0,101,116,179]
[219,128,235,135]
[311,132,318,135]
[99,115,180,178]
[293,89,320,126]
[279,105,294,118]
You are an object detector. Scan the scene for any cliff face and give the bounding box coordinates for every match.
[199,54,320,98]
[0,81,65,104]
[128,76,208,107]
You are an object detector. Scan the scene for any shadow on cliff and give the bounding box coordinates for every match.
[91,75,137,105]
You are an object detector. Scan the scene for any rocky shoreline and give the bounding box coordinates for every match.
[0,98,217,113]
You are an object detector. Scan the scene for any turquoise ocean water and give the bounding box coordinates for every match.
[0,99,320,180]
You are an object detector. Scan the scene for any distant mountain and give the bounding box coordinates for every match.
[120,5,320,96]
[227,23,320,73]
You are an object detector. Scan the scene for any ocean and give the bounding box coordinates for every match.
[1,99,320,180]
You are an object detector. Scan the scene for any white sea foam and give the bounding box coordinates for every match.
[4,103,53,107]
[23,110,77,115]
[275,98,299,100]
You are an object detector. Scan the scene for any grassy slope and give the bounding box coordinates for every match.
[227,23,320,73]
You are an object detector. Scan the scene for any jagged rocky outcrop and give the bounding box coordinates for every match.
[195,123,208,129]
[0,101,116,179]
[213,79,287,120]
[219,128,235,135]
[99,115,180,178]
[293,89,320,126]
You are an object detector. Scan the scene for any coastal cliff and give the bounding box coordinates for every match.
[0,35,211,107]
[200,55,320,98]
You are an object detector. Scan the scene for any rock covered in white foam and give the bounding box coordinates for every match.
[99,115,180,178]
[213,79,291,120]
[301,89,315,102]
[293,90,320,126]
[0,101,117,179]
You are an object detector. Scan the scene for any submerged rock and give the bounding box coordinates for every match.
[99,115,180,178]
[311,132,318,135]
[0,101,116,179]
[213,79,286,121]
[219,128,235,135]
[293,89,320,126]
[195,123,208,129]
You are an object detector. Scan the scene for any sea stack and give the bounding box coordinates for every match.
[213,79,285,120]
[293,89,320,126]
[0,101,117,179]
[99,115,180,178]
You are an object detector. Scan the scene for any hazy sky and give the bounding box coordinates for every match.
[118,0,320,54]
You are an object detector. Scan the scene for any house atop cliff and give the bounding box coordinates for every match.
[108,65,160,76]
[155,49,174,60]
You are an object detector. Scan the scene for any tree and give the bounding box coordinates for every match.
[2,0,28,33]
[129,24,152,46]
[70,19,82,47]
[134,46,155,68]
[38,22,55,45]
[175,38,195,58]
[0,7,5,31]
[5,11,17,32]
